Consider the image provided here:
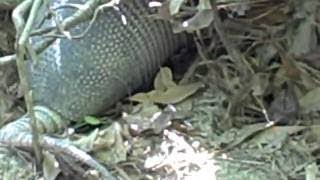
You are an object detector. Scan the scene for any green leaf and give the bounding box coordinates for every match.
[84,116,102,125]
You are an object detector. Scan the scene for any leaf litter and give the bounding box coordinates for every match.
[1,0,320,179]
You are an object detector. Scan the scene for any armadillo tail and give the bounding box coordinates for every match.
[0,106,115,179]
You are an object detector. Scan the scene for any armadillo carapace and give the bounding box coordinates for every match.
[0,0,187,177]
[31,0,186,121]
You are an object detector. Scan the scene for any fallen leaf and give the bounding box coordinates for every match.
[248,125,306,147]
[174,10,214,32]
[124,103,175,134]
[301,46,320,69]
[289,17,317,56]
[305,163,318,180]
[131,67,202,104]
[299,87,320,113]
[43,151,61,180]
[94,123,127,164]
[154,67,176,91]
[131,82,202,104]
[74,129,99,151]
[150,82,203,104]
[268,82,299,124]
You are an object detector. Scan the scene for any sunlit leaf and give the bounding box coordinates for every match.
[43,151,60,180]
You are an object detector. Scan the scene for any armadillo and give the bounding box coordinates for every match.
[0,0,188,178]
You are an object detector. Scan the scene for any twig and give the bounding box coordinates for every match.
[43,0,119,39]
[13,0,44,169]
[211,1,242,64]
[0,37,55,65]
[0,54,16,65]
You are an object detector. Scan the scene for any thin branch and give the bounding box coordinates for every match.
[13,0,44,169]
[0,54,16,65]
[211,0,242,64]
